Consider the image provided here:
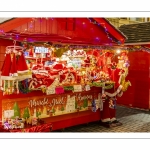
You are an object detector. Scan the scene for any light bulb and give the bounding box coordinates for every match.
[116,49,121,54]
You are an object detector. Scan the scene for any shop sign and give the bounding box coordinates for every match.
[2,92,100,120]
[34,47,49,53]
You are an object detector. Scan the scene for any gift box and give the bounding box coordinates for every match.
[55,86,64,94]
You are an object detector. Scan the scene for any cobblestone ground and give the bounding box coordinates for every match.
[53,105,150,132]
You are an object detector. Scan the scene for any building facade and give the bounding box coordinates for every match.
[107,18,150,28]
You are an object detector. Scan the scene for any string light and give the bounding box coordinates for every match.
[87,18,119,44]
[116,49,121,54]
[1,18,150,53]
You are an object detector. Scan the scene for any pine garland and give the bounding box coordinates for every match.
[90,82,114,89]
[64,86,74,91]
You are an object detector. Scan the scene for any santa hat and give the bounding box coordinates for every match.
[43,78,55,87]
[1,53,12,78]
[0,53,16,94]
[105,52,110,57]
[17,52,29,74]
[52,63,64,70]
[59,74,67,83]
[86,49,100,58]
[10,53,18,76]
[49,70,60,76]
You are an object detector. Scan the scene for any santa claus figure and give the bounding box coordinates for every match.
[100,92,122,128]
[100,68,124,128]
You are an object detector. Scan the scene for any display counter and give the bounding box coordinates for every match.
[0,87,101,131]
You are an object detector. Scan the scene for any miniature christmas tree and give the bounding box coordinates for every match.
[43,106,47,115]
[83,99,88,108]
[38,111,41,116]
[13,102,20,118]
[61,106,64,112]
[36,111,39,117]
[52,107,56,115]
[23,107,30,119]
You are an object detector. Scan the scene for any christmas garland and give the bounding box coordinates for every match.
[64,86,74,91]
[90,82,114,89]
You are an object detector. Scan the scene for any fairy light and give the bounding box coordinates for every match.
[116,49,121,54]
[87,18,118,43]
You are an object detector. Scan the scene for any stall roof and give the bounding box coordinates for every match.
[119,22,150,45]
[0,18,126,45]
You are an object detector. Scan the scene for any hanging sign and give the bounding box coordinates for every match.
[34,47,49,53]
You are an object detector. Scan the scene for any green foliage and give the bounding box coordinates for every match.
[91,82,114,89]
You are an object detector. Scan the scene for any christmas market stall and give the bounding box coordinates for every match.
[0,18,130,132]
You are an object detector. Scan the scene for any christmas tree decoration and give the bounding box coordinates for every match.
[13,102,20,118]
[23,107,30,119]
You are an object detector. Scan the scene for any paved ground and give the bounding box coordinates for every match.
[53,105,150,132]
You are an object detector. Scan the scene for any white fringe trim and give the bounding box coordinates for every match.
[17,70,29,74]
[101,118,116,122]
[16,75,32,81]
[1,76,17,80]
[110,117,116,122]
[101,118,111,122]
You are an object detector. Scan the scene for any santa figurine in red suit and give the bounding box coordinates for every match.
[100,67,123,128]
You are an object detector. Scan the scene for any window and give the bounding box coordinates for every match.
[129,18,143,22]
